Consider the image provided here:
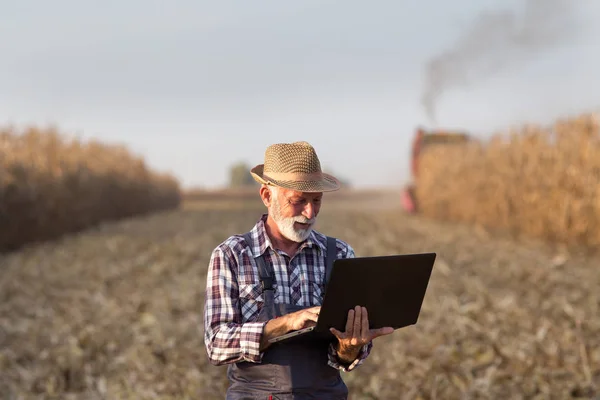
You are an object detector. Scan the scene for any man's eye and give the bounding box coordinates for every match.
[289,198,320,206]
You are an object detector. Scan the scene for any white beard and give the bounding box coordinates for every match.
[270,193,315,243]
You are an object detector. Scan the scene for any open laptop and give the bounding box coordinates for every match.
[268,252,437,344]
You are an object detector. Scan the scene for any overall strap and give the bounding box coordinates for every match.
[324,236,337,287]
[241,232,278,320]
[242,232,274,292]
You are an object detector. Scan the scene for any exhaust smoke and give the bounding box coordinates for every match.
[421,0,581,124]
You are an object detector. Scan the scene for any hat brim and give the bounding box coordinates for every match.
[250,164,341,192]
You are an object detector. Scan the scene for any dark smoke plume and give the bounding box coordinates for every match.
[421,0,579,124]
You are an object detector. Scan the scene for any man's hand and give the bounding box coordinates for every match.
[259,306,321,351]
[330,306,393,364]
[286,306,321,331]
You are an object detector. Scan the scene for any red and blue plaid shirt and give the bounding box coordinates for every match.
[203,213,372,371]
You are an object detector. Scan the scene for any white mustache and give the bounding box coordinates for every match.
[292,216,315,225]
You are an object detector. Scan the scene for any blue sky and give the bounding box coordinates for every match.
[1,0,599,189]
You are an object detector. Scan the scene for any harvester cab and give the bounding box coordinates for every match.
[401,127,471,213]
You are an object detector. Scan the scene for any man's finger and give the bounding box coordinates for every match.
[305,312,319,323]
[329,327,345,340]
[361,307,369,340]
[370,326,394,339]
[303,320,317,329]
[345,309,354,334]
[353,306,362,340]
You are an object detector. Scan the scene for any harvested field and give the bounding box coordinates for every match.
[415,112,600,250]
[1,191,599,399]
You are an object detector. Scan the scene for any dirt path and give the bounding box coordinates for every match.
[1,196,599,399]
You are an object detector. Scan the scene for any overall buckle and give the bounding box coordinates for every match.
[261,277,274,291]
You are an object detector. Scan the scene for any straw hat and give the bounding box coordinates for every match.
[250,141,341,192]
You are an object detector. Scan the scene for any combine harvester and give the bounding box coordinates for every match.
[401,127,471,213]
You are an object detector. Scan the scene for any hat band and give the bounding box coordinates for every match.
[263,171,323,182]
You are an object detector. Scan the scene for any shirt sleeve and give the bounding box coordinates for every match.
[327,341,373,372]
[203,244,267,366]
[325,240,374,371]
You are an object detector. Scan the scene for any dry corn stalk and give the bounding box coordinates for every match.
[0,125,181,252]
[415,112,600,248]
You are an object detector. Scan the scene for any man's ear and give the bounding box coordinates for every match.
[259,185,271,207]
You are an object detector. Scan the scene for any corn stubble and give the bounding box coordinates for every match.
[0,126,181,252]
[1,195,599,399]
[415,112,600,249]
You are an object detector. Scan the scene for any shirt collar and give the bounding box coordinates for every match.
[251,213,326,256]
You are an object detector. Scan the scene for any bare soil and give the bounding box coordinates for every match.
[1,191,599,399]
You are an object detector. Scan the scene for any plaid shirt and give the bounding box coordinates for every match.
[203,213,372,372]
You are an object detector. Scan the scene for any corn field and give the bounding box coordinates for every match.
[415,112,600,249]
[0,126,181,252]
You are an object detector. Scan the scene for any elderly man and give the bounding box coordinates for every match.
[203,141,393,399]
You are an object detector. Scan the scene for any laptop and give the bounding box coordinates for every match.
[268,252,437,344]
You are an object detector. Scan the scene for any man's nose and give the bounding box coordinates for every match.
[303,202,316,220]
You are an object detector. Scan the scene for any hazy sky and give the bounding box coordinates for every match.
[2,0,599,189]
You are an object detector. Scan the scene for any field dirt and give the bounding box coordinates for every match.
[1,190,599,399]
